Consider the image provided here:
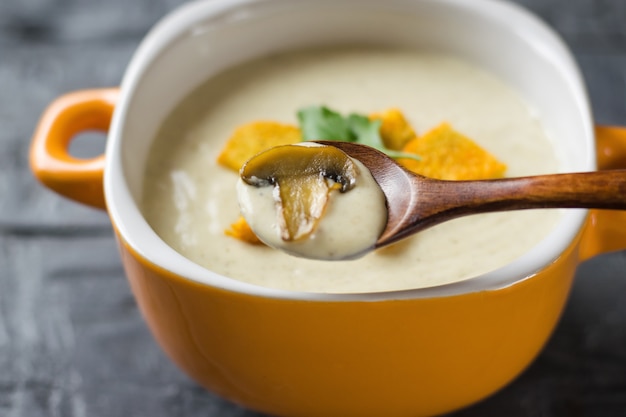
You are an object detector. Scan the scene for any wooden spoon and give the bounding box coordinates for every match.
[315,141,626,249]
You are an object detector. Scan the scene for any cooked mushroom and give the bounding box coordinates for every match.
[240,144,359,241]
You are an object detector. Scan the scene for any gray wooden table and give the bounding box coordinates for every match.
[1,0,625,416]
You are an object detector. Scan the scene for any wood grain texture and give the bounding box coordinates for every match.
[1,0,625,416]
[319,140,626,248]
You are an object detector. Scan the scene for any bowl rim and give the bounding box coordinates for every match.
[105,0,593,301]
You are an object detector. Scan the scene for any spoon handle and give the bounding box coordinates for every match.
[422,169,626,214]
[378,169,626,246]
[317,140,626,249]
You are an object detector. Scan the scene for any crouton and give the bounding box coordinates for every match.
[225,216,263,245]
[217,121,302,171]
[369,108,417,151]
[399,123,507,180]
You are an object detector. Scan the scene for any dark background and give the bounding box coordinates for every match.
[1,0,626,416]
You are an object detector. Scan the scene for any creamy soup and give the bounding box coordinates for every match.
[142,48,562,293]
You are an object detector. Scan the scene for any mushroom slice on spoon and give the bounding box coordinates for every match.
[240,144,358,241]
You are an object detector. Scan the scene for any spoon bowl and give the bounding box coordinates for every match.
[315,140,626,250]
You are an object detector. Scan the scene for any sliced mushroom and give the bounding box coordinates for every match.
[240,144,359,241]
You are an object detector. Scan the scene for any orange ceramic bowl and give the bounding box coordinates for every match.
[30,0,626,416]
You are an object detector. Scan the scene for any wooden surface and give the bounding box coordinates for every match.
[1,0,625,416]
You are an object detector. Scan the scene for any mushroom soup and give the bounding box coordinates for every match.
[142,48,562,293]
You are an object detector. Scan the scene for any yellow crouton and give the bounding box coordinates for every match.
[399,123,507,180]
[369,108,417,150]
[225,216,263,245]
[217,121,302,171]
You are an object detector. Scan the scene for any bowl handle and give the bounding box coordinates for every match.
[30,88,119,210]
[579,125,626,261]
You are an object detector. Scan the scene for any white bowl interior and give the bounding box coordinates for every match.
[106,0,594,300]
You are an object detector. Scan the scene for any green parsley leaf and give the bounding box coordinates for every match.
[347,114,382,148]
[297,105,420,161]
[297,106,354,142]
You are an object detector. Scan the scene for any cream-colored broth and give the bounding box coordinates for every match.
[142,48,561,293]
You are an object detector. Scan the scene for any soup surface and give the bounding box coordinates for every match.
[142,48,561,293]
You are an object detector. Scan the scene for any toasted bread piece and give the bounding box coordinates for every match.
[400,122,507,180]
[225,216,263,245]
[217,121,302,171]
[369,108,417,151]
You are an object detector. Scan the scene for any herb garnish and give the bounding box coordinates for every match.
[297,105,420,161]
